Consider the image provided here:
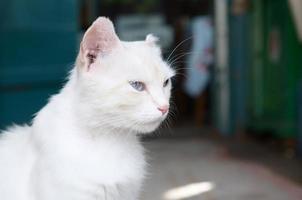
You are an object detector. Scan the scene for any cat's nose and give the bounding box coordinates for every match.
[157,105,169,115]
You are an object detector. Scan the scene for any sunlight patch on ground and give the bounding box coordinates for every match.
[163,182,215,200]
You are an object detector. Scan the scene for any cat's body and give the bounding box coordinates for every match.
[0,17,174,200]
[0,88,145,200]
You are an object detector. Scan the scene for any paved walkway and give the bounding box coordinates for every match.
[141,139,302,200]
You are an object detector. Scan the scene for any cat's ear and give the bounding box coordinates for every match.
[145,34,159,46]
[79,17,120,70]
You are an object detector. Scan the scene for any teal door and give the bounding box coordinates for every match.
[0,0,79,128]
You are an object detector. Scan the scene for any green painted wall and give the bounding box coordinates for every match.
[0,0,79,128]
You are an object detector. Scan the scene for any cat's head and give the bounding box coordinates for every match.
[75,17,175,134]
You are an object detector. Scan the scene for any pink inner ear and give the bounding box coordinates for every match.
[80,17,120,66]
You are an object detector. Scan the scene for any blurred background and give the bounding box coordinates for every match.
[1,0,302,199]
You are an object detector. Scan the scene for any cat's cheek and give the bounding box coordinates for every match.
[164,87,172,98]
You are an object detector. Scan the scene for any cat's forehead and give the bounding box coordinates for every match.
[122,41,159,58]
[119,41,174,80]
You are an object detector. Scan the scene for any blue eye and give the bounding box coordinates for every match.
[129,81,145,91]
[163,79,170,87]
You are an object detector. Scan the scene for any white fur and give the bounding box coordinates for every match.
[0,17,174,200]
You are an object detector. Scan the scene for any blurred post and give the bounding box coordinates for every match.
[298,81,302,156]
[288,0,302,42]
[229,0,250,137]
[213,0,230,135]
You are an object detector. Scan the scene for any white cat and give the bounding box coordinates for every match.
[0,17,174,200]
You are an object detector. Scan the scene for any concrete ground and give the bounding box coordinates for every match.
[141,136,302,200]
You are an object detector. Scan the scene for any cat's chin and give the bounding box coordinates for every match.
[133,120,164,134]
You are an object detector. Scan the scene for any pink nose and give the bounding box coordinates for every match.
[157,105,169,115]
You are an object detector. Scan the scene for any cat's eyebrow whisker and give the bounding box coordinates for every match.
[173,72,188,79]
[174,69,190,77]
[168,50,202,65]
[166,36,193,62]
[170,50,201,57]
[170,65,189,75]
[168,51,197,65]
[171,62,192,69]
[168,52,202,67]
[168,52,205,68]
